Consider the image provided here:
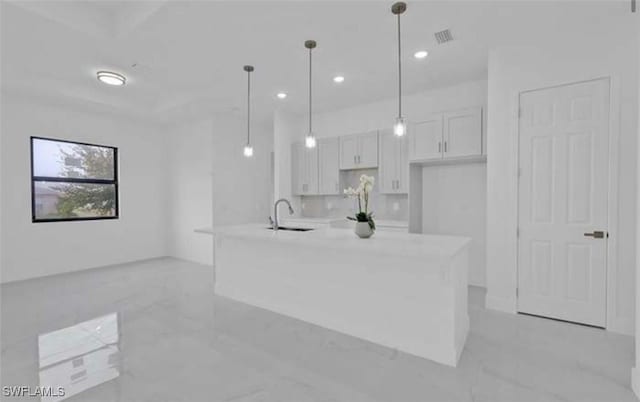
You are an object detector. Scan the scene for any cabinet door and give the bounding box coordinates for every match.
[291,142,304,195]
[396,134,409,193]
[303,145,319,194]
[378,130,398,194]
[410,115,443,161]
[318,138,340,195]
[443,107,482,158]
[340,135,358,169]
[357,131,379,168]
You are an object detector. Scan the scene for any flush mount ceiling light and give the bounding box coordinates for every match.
[333,75,345,83]
[243,65,254,158]
[276,92,288,99]
[391,2,407,137]
[414,50,428,59]
[304,40,317,149]
[96,71,126,86]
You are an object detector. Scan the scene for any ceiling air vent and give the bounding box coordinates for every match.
[434,29,453,44]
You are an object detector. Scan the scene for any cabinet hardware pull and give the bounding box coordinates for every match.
[584,231,606,239]
[438,142,442,153]
[444,141,448,152]
[396,180,400,190]
[353,155,356,164]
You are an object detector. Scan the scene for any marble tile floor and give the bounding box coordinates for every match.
[1,257,635,402]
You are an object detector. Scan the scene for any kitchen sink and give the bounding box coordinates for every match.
[266,226,314,232]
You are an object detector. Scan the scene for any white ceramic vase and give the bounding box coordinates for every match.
[355,221,374,239]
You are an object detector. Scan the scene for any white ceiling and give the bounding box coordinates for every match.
[1,1,635,123]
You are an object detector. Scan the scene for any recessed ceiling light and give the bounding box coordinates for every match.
[333,76,345,83]
[97,71,126,86]
[414,50,428,59]
[276,92,287,99]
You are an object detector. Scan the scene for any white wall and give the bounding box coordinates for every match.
[0,94,168,283]
[422,162,487,286]
[165,113,273,266]
[274,110,304,214]
[211,114,273,228]
[166,118,214,266]
[633,16,640,399]
[486,31,639,334]
[274,80,488,286]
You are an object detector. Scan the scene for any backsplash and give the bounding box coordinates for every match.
[300,169,409,221]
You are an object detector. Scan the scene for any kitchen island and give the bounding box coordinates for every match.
[214,224,470,367]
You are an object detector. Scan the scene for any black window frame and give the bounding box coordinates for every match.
[30,136,119,223]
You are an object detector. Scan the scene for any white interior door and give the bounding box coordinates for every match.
[517,78,610,327]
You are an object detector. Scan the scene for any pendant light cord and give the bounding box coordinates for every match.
[397,13,402,118]
[246,69,251,145]
[309,47,313,135]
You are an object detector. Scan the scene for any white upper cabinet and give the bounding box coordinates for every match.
[339,135,359,169]
[291,142,318,195]
[318,137,340,195]
[409,107,483,162]
[379,129,408,194]
[443,108,482,158]
[339,131,378,170]
[410,114,443,161]
[357,131,379,168]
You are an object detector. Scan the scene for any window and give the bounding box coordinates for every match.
[31,137,118,222]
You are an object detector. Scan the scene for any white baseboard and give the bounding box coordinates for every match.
[607,316,634,336]
[485,293,517,314]
[632,367,640,400]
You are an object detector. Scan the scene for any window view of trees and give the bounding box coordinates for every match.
[32,137,118,222]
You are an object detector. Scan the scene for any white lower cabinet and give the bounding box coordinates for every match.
[379,129,408,194]
[409,107,482,162]
[291,142,318,195]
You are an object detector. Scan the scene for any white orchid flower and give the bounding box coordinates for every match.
[343,187,360,197]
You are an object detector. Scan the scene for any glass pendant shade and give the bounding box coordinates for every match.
[305,134,317,149]
[243,145,254,157]
[393,117,406,137]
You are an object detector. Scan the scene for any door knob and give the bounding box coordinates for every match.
[584,231,606,239]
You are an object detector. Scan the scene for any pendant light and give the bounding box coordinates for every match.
[304,40,317,148]
[392,2,407,137]
[243,65,254,157]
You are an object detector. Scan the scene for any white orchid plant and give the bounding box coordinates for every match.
[344,174,376,230]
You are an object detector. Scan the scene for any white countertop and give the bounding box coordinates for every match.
[279,217,409,227]
[196,218,408,235]
[213,224,470,259]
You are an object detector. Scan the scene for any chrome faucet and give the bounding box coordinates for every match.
[271,198,294,231]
